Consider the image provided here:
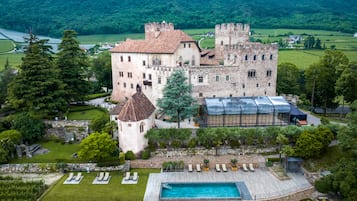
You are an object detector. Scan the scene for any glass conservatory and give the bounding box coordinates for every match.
[202,96,291,127]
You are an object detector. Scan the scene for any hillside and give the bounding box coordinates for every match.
[0,0,356,37]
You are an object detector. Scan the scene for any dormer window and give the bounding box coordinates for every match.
[152,56,161,65]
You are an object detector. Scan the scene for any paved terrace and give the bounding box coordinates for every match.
[144,169,311,201]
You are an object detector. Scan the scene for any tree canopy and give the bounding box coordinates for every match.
[91,51,112,92]
[157,70,197,128]
[78,132,117,161]
[8,34,67,118]
[0,59,16,108]
[57,30,89,103]
[277,62,300,95]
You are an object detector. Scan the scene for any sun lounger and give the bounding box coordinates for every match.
[97,172,104,181]
[188,164,193,172]
[222,164,228,172]
[216,164,221,172]
[124,172,130,181]
[249,163,255,172]
[242,164,249,172]
[66,173,74,182]
[132,172,138,181]
[103,172,110,181]
[196,164,201,172]
[75,172,82,181]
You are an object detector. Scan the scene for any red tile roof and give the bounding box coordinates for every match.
[117,92,156,122]
[111,30,195,54]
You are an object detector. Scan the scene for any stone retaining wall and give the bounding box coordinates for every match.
[259,187,314,201]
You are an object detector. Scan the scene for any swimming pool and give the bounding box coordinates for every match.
[160,182,241,200]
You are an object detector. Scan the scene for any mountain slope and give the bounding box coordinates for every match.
[0,0,356,36]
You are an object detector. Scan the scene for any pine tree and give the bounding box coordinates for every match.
[157,69,197,128]
[8,33,66,118]
[57,30,89,103]
[0,58,16,108]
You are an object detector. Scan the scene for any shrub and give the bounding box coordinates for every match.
[97,160,120,167]
[119,152,125,164]
[188,138,197,148]
[141,150,151,160]
[171,140,182,148]
[125,151,136,160]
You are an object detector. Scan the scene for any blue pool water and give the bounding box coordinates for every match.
[160,182,241,199]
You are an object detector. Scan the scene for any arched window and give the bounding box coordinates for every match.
[140,122,145,133]
[270,54,273,60]
[248,70,256,78]
[262,55,265,60]
[245,55,248,61]
[266,70,272,77]
[253,55,256,60]
[221,41,223,46]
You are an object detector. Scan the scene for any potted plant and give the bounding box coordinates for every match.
[203,159,210,171]
[231,159,238,171]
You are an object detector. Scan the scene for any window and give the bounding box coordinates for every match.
[268,82,271,86]
[129,83,133,88]
[149,74,152,80]
[143,73,146,79]
[143,60,146,66]
[245,55,248,61]
[221,41,223,46]
[198,76,203,83]
[229,94,232,97]
[189,43,191,48]
[191,56,195,66]
[119,72,124,77]
[152,56,161,65]
[199,93,203,97]
[120,56,123,62]
[256,83,259,88]
[127,72,132,78]
[123,82,126,88]
[140,123,144,133]
[270,54,273,60]
[253,55,256,60]
[242,84,245,88]
[128,56,131,62]
[262,55,265,60]
[226,75,230,81]
[158,77,161,84]
[117,82,120,85]
[184,43,186,48]
[248,70,256,78]
[216,75,219,82]
[266,70,272,77]
[213,95,216,98]
[243,92,246,96]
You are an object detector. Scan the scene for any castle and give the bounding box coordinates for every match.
[110,22,278,153]
[110,22,278,106]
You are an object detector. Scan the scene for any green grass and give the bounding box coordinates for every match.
[0,40,15,53]
[11,141,80,163]
[67,105,108,120]
[41,169,161,201]
[77,33,144,44]
[303,145,343,172]
[0,53,23,70]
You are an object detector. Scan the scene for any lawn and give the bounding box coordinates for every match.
[67,105,108,120]
[0,52,23,70]
[77,33,144,44]
[11,141,80,164]
[0,39,15,53]
[41,169,161,201]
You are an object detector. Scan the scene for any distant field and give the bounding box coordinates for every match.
[0,39,14,53]
[0,53,23,69]
[77,33,144,44]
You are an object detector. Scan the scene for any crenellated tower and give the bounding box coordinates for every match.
[145,22,174,39]
[215,23,250,59]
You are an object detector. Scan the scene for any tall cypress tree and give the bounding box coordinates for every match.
[57,30,89,103]
[8,33,66,118]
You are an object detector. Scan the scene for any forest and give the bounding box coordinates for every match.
[0,0,356,37]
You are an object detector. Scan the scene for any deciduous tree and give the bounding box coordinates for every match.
[78,132,117,161]
[92,51,112,92]
[157,70,197,128]
[277,63,300,95]
[336,62,357,103]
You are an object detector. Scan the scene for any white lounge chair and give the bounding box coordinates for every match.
[242,164,249,172]
[75,172,82,181]
[103,172,110,181]
[97,172,104,181]
[66,172,74,182]
[196,164,201,172]
[124,172,130,181]
[216,164,221,172]
[188,164,193,172]
[249,163,255,172]
[132,172,138,181]
[222,164,228,172]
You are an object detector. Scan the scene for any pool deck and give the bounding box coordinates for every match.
[143,169,312,201]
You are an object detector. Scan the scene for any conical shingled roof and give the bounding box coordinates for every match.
[117,92,156,122]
